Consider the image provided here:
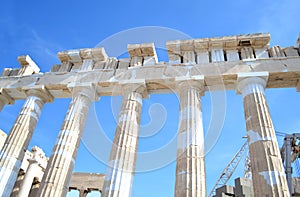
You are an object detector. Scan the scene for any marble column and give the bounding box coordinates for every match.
[0,88,14,111]
[18,146,47,197]
[37,85,97,196]
[175,79,206,197]
[0,88,52,196]
[102,83,146,197]
[237,72,289,196]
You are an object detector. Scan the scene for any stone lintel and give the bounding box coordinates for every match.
[119,79,148,98]
[67,83,99,101]
[17,55,40,73]
[24,85,54,103]
[236,72,269,94]
[169,33,270,55]
[175,75,205,96]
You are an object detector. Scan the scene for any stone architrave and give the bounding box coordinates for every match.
[237,72,289,196]
[102,81,146,197]
[0,87,52,196]
[175,77,206,197]
[37,84,97,196]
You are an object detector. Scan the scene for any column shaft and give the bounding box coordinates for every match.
[0,95,45,196]
[238,76,289,196]
[175,83,206,197]
[102,90,143,197]
[37,88,94,196]
[18,160,39,197]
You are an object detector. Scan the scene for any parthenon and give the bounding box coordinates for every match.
[0,32,300,196]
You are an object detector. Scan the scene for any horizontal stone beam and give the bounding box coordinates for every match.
[69,172,105,191]
[0,57,299,100]
[166,33,270,55]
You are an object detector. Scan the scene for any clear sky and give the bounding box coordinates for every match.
[0,0,299,196]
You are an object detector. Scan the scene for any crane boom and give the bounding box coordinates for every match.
[208,141,248,197]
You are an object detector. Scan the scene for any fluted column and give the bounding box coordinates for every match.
[37,84,97,196]
[237,72,289,196]
[0,88,14,111]
[0,87,52,196]
[102,83,146,197]
[175,79,206,197]
[18,146,47,197]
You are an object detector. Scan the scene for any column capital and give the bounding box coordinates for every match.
[24,86,54,103]
[236,72,269,95]
[67,83,98,101]
[0,88,14,105]
[175,75,205,96]
[119,79,148,98]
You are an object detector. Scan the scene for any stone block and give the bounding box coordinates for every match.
[235,177,252,187]
[68,50,82,63]
[196,51,209,64]
[284,47,299,57]
[210,38,224,49]
[10,68,21,76]
[216,185,235,196]
[58,62,72,72]
[183,51,196,64]
[166,40,181,55]
[140,43,156,56]
[81,59,94,71]
[255,48,269,59]
[18,66,35,76]
[223,36,238,49]
[118,58,130,69]
[180,40,194,52]
[143,56,157,66]
[17,55,40,73]
[93,61,106,70]
[269,46,285,57]
[194,38,209,51]
[70,63,82,72]
[211,49,225,62]
[130,56,143,67]
[240,47,254,59]
[168,54,181,65]
[235,186,254,197]
[57,51,71,62]
[226,50,240,61]
[1,68,12,76]
[104,58,118,70]
[91,47,108,61]
[128,44,142,57]
[50,65,61,72]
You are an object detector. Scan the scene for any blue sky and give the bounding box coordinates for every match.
[0,0,299,196]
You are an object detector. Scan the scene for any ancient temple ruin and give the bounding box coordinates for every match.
[0,33,299,196]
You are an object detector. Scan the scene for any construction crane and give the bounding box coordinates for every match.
[208,141,248,197]
[281,133,300,196]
